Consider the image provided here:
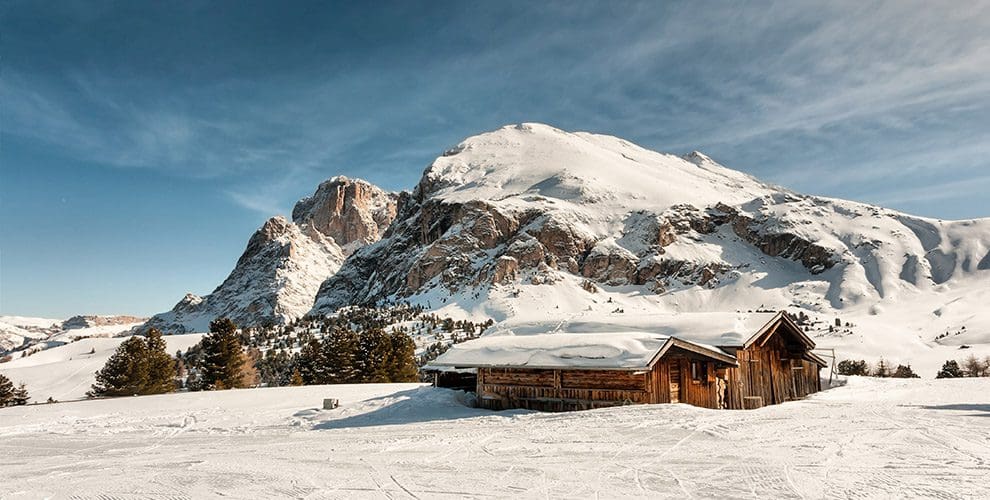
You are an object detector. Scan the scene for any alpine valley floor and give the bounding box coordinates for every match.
[2,378,988,499]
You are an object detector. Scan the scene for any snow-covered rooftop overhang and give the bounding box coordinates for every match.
[491,312,780,348]
[428,312,800,371]
[430,331,738,371]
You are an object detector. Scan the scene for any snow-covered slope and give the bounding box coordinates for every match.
[311,123,990,372]
[0,316,60,353]
[1,379,987,498]
[144,177,399,333]
[0,315,146,357]
[0,333,204,402]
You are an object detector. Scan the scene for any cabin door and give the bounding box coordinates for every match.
[669,362,681,403]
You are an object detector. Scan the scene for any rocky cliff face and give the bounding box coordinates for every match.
[292,176,398,255]
[311,123,990,317]
[143,178,399,333]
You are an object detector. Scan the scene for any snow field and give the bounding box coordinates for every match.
[0,377,987,499]
[0,334,205,403]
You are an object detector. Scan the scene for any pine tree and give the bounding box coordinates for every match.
[357,328,391,383]
[387,330,419,382]
[298,339,328,384]
[891,364,920,378]
[0,373,15,407]
[11,383,29,405]
[238,348,262,388]
[323,327,359,384]
[144,329,178,394]
[89,336,150,397]
[200,318,247,390]
[289,368,304,386]
[836,359,870,376]
[936,360,964,379]
[874,358,890,378]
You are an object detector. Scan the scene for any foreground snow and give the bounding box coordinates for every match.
[1,378,987,499]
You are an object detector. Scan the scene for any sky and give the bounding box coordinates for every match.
[2,0,989,318]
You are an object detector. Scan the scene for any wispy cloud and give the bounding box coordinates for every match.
[3,1,989,219]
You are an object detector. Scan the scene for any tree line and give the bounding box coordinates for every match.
[837,354,990,379]
[88,314,425,399]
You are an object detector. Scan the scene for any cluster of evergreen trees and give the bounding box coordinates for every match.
[87,304,491,398]
[935,355,990,379]
[88,328,177,397]
[295,327,418,384]
[838,354,990,379]
[0,373,29,407]
[836,358,919,378]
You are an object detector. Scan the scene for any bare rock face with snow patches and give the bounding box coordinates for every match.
[311,123,990,315]
[144,178,399,333]
[292,176,399,256]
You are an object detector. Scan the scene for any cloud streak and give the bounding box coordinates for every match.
[2,1,988,218]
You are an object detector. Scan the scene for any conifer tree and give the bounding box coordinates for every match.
[199,318,247,390]
[387,330,419,382]
[836,359,870,376]
[11,383,29,405]
[357,328,391,382]
[891,364,919,378]
[0,373,15,407]
[936,360,964,379]
[239,348,262,388]
[874,358,890,378]
[298,339,328,384]
[323,327,359,383]
[89,336,150,397]
[144,329,178,394]
[289,368,304,386]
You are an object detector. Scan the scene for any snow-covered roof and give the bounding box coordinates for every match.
[493,312,779,348]
[429,312,781,370]
[432,332,668,370]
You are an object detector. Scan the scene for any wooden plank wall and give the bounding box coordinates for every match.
[477,367,654,411]
[474,324,823,412]
[724,336,822,409]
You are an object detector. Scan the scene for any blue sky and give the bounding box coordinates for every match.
[2,1,989,318]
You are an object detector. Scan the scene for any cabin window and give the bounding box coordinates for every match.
[691,361,706,382]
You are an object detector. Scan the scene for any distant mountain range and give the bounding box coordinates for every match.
[1,315,146,356]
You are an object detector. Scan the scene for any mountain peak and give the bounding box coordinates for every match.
[144,175,400,333]
[418,123,767,213]
[292,176,399,255]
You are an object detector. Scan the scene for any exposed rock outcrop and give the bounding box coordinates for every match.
[144,178,400,333]
[292,176,399,255]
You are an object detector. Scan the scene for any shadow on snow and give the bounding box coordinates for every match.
[910,404,990,417]
[300,387,528,430]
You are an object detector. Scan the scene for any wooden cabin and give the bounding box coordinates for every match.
[429,311,826,411]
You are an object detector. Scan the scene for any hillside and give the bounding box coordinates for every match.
[0,315,146,358]
[0,333,204,402]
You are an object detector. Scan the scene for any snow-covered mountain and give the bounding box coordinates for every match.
[143,177,398,333]
[1,315,147,357]
[128,123,990,371]
[307,123,989,372]
[313,123,988,308]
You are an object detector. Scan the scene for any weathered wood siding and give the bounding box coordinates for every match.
[478,367,653,411]
[472,316,822,412]
[724,335,822,409]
